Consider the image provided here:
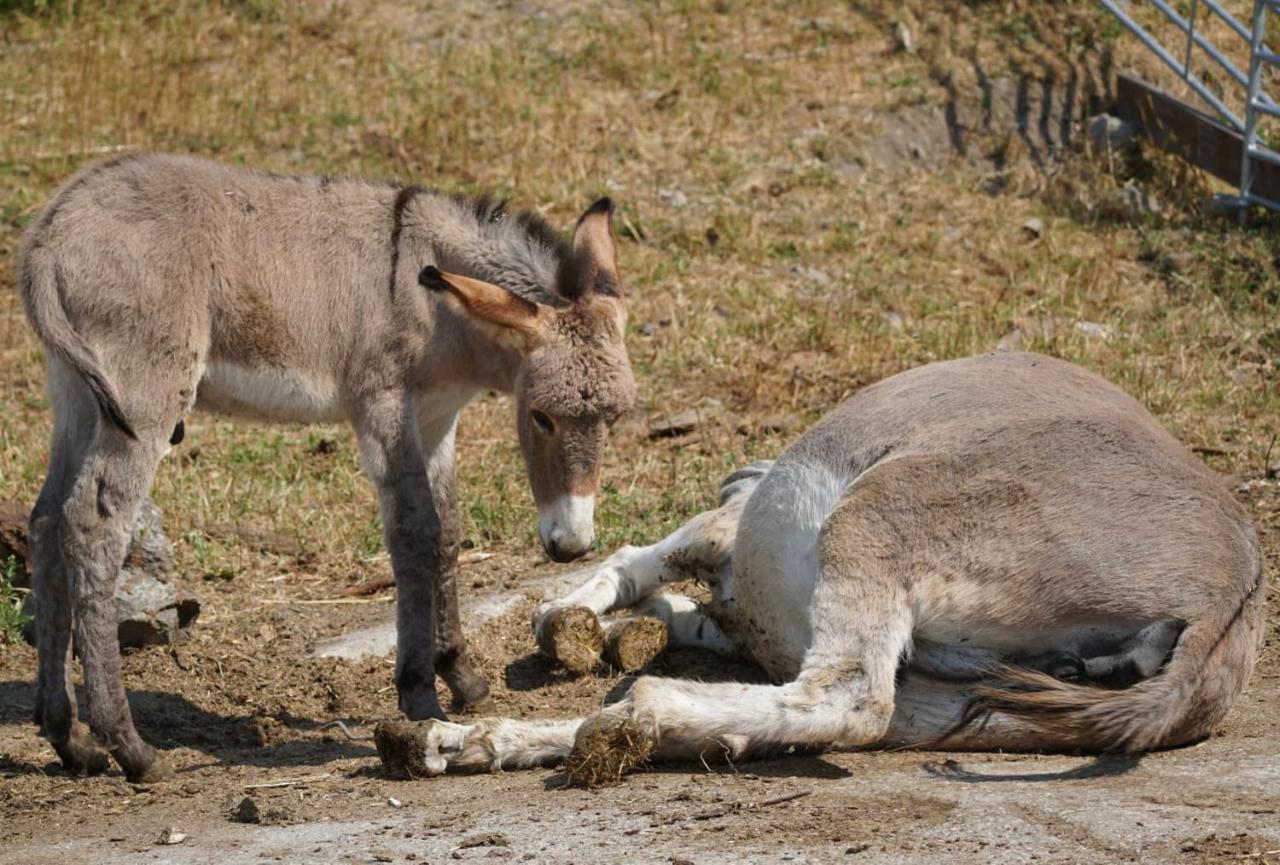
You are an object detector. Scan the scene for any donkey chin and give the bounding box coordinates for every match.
[538,495,595,562]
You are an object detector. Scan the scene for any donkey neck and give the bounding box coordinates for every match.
[402,193,569,395]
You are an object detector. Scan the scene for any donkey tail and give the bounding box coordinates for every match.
[18,239,136,440]
[971,562,1266,752]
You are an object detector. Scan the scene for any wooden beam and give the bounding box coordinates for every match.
[1115,73,1280,203]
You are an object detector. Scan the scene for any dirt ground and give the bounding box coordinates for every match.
[2,468,1279,865]
[2,0,1280,862]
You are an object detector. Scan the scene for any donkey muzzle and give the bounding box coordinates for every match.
[539,495,595,562]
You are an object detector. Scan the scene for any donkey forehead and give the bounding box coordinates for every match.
[523,340,635,420]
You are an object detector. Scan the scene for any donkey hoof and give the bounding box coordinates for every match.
[565,714,654,787]
[124,752,174,784]
[441,663,491,711]
[605,617,669,673]
[374,719,474,779]
[57,744,111,777]
[53,726,111,777]
[537,606,604,674]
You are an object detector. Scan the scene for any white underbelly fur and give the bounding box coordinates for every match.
[732,457,853,678]
[196,361,344,423]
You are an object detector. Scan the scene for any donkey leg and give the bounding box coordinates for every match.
[565,486,913,780]
[379,716,584,776]
[30,364,107,775]
[419,411,489,709]
[65,431,170,782]
[358,392,447,721]
[532,479,752,671]
[627,592,738,654]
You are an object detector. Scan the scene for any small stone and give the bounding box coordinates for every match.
[996,329,1026,352]
[788,264,832,284]
[894,21,915,54]
[1022,217,1044,239]
[388,797,403,808]
[156,828,186,845]
[1097,187,1161,221]
[883,311,904,331]
[658,189,688,209]
[1086,113,1137,154]
[1074,320,1111,340]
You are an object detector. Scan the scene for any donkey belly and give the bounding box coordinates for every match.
[730,457,852,680]
[196,361,344,423]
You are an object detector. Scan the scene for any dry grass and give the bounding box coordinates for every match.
[0,0,1276,593]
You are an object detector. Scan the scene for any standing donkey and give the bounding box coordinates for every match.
[19,153,635,782]
[393,352,1264,782]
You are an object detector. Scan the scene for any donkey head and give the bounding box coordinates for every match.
[420,199,635,562]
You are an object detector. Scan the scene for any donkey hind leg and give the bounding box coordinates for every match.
[531,461,769,672]
[60,424,173,782]
[565,485,913,780]
[419,411,489,709]
[30,362,108,775]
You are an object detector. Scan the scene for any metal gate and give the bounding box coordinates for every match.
[1101,0,1280,213]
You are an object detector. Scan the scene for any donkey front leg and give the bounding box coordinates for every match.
[565,488,914,782]
[379,716,584,776]
[532,488,749,672]
[358,393,448,721]
[419,410,489,709]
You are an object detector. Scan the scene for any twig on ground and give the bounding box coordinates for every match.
[689,790,811,821]
[242,773,331,790]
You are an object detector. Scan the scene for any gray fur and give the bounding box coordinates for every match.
[19,153,634,782]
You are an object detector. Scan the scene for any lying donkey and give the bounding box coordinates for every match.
[19,153,635,782]
[392,351,1264,782]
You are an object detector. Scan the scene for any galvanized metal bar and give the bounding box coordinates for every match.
[1184,0,1200,76]
[1099,0,1245,129]
[1251,96,1280,118]
[1201,0,1254,43]
[1247,140,1280,167]
[1151,0,1263,95]
[1239,0,1269,221]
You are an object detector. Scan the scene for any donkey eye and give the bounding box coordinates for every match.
[531,410,556,434]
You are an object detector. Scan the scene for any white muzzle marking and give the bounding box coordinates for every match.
[538,494,595,560]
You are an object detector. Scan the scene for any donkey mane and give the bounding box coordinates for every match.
[430,192,575,309]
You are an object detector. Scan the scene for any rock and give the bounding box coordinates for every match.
[21,501,199,648]
[1096,187,1161,221]
[23,571,200,648]
[1087,113,1137,154]
[0,501,31,588]
[156,828,187,845]
[996,329,1026,352]
[647,400,723,439]
[894,20,915,54]
[788,264,832,284]
[883,311,905,331]
[124,500,174,577]
[1074,320,1111,340]
[1022,217,1044,239]
[657,188,688,209]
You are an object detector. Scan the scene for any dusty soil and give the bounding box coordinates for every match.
[2,471,1278,864]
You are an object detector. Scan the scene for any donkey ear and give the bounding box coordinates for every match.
[420,266,549,351]
[560,197,622,301]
